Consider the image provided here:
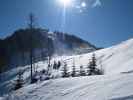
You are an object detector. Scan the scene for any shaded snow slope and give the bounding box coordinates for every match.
[3,73,133,100]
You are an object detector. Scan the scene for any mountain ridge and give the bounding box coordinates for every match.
[0,28,97,72]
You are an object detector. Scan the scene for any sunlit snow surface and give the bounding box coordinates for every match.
[3,74,133,100]
[1,38,133,100]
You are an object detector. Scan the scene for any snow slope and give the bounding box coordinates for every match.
[52,38,133,74]
[3,73,133,100]
[1,38,133,99]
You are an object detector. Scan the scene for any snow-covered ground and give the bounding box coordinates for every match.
[53,38,133,74]
[3,73,133,100]
[1,38,133,100]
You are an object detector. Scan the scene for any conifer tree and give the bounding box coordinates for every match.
[89,53,97,75]
[87,60,91,75]
[53,61,57,69]
[14,70,24,90]
[62,62,69,77]
[57,61,61,69]
[80,65,86,76]
[71,65,76,77]
[71,58,76,77]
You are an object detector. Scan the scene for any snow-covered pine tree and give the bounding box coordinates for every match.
[71,58,76,77]
[45,55,52,77]
[87,60,91,76]
[57,61,61,69]
[53,61,57,70]
[89,53,104,75]
[62,62,69,77]
[79,65,86,76]
[71,65,76,77]
[14,70,24,90]
[89,53,97,75]
[71,66,76,77]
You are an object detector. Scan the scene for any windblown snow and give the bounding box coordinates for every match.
[1,38,133,100]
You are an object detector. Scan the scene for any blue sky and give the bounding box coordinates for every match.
[0,0,133,47]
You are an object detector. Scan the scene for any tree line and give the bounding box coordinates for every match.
[62,53,104,78]
[14,53,104,90]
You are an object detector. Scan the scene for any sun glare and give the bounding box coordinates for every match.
[81,2,86,8]
[58,0,72,7]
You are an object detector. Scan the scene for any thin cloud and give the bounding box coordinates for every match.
[92,0,101,8]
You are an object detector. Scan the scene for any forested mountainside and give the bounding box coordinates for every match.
[0,28,97,72]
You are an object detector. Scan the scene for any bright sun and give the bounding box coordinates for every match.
[58,0,72,7]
